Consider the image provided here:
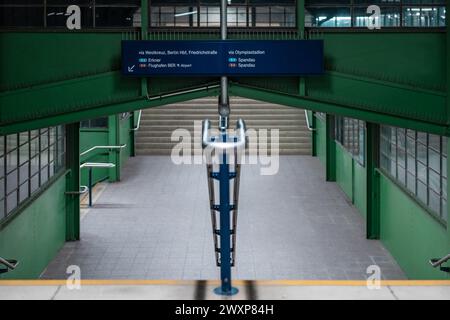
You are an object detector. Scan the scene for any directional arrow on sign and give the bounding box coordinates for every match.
[128,65,135,72]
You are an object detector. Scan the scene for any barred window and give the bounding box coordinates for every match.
[150,0,296,28]
[380,126,447,224]
[0,0,141,29]
[0,126,66,222]
[80,117,108,129]
[335,116,365,166]
[305,0,446,28]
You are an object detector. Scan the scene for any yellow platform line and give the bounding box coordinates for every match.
[1,280,450,287]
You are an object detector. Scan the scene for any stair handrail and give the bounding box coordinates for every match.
[80,144,127,158]
[305,110,316,132]
[429,254,450,268]
[131,110,142,132]
[202,119,247,150]
[0,257,18,271]
[65,185,89,196]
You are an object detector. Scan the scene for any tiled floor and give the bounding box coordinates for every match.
[41,156,406,280]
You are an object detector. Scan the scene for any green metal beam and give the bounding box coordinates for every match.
[0,85,220,135]
[229,83,449,136]
[0,71,141,126]
[366,122,380,239]
[141,0,149,39]
[308,72,447,126]
[65,122,80,241]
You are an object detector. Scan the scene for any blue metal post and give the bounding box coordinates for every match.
[214,133,238,296]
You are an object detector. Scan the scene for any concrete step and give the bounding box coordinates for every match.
[137,124,309,131]
[136,136,311,144]
[142,105,305,116]
[136,142,307,150]
[137,130,311,138]
[136,148,312,156]
[137,97,311,156]
[140,119,308,126]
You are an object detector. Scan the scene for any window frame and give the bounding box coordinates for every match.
[379,125,447,225]
[305,0,446,29]
[334,115,366,167]
[0,125,66,224]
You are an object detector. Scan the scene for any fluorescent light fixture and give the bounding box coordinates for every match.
[175,11,197,17]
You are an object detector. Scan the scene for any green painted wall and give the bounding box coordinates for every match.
[335,144,353,199]
[335,144,367,219]
[314,115,327,167]
[379,172,449,280]
[0,32,123,91]
[315,114,448,279]
[353,162,367,219]
[0,175,67,279]
[320,33,446,91]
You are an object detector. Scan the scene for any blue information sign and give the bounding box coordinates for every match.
[122,40,324,76]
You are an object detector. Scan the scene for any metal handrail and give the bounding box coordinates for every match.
[146,84,220,101]
[79,162,116,207]
[430,254,450,268]
[80,144,127,157]
[131,110,142,132]
[202,119,247,150]
[305,110,316,132]
[0,257,18,270]
[65,185,89,196]
[80,162,116,169]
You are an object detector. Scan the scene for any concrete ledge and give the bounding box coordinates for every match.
[1,280,449,300]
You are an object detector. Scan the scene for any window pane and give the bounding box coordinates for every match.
[417,180,427,204]
[31,155,39,176]
[19,182,29,203]
[380,126,447,224]
[403,7,444,27]
[19,162,29,185]
[6,170,18,194]
[46,6,94,28]
[30,174,39,194]
[0,156,4,179]
[407,172,416,193]
[6,191,17,214]
[95,5,141,28]
[353,6,400,27]
[306,7,351,27]
[0,6,44,27]
[429,190,440,214]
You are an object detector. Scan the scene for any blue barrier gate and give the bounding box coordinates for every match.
[203,120,246,295]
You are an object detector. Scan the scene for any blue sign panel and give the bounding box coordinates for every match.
[122,40,324,76]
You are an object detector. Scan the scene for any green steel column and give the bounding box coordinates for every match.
[297,0,306,96]
[141,0,149,98]
[130,112,137,157]
[366,122,380,239]
[65,123,80,241]
[141,0,149,39]
[447,0,450,250]
[325,114,336,181]
[108,115,121,182]
[311,111,317,157]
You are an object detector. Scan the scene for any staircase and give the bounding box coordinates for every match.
[136,97,311,155]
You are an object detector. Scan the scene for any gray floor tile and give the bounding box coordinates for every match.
[42,156,406,280]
